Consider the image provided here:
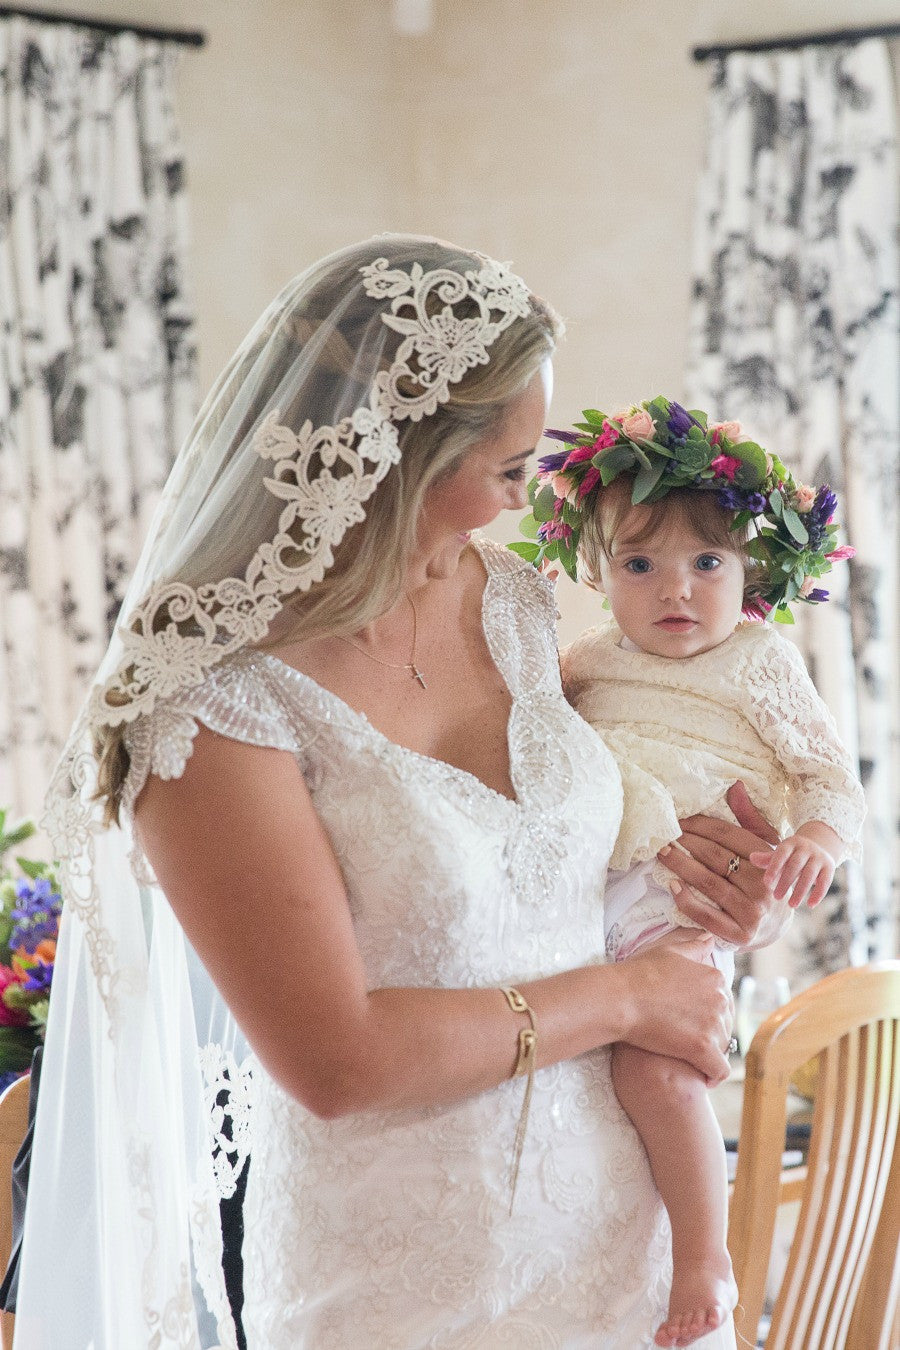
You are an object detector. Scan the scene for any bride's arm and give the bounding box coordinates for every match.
[135,724,736,1119]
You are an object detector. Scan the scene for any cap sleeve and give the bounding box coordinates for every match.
[122,650,302,809]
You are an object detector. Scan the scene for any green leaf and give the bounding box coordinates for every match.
[781,507,809,545]
[507,540,541,563]
[580,409,609,427]
[15,858,53,881]
[731,440,768,487]
[597,445,636,484]
[631,462,666,504]
[0,1025,40,1074]
[773,606,795,624]
[687,409,709,428]
[533,485,558,524]
[0,817,35,857]
[634,436,675,458]
[518,512,540,540]
[557,535,579,580]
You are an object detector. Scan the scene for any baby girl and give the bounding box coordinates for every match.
[514,398,865,1348]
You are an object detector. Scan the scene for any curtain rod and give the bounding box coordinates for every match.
[693,21,900,62]
[0,5,205,46]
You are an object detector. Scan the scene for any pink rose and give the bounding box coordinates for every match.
[710,454,741,482]
[617,409,655,440]
[826,545,856,561]
[709,420,741,444]
[550,473,571,500]
[792,485,816,513]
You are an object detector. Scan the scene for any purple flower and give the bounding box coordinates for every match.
[21,961,53,994]
[806,485,837,550]
[716,487,767,513]
[666,402,696,441]
[804,587,829,603]
[11,877,62,954]
[542,428,580,444]
[812,485,837,523]
[537,448,573,475]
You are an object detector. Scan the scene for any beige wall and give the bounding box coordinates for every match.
[32,0,900,638]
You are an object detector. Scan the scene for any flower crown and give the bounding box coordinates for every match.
[510,396,855,623]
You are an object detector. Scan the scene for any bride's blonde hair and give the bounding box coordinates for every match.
[95,238,560,819]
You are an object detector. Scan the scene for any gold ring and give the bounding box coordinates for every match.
[726,854,741,876]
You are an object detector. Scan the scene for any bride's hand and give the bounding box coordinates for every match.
[614,931,735,1084]
[660,781,791,950]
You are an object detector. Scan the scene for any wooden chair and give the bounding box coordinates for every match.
[728,960,900,1350]
[0,1074,30,1350]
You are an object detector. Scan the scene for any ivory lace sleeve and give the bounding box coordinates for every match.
[740,630,866,858]
[121,650,308,831]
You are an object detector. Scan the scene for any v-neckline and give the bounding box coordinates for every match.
[254,536,522,809]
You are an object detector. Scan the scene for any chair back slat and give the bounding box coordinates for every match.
[728,962,900,1350]
[833,1022,900,1348]
[846,1032,900,1350]
[810,1029,882,1350]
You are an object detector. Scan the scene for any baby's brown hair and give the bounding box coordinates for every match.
[578,476,768,607]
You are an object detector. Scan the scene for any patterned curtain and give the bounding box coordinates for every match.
[686,38,900,985]
[0,17,196,817]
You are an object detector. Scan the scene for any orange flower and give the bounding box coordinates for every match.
[12,950,37,980]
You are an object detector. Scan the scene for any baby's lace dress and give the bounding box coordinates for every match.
[563,620,865,965]
[129,538,737,1350]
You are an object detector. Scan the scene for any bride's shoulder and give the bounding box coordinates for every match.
[472,533,557,605]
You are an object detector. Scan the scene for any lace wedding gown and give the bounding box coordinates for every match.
[142,536,736,1350]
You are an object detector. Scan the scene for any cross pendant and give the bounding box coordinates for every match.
[408,665,427,689]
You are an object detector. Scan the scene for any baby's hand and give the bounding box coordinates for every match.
[749,827,839,909]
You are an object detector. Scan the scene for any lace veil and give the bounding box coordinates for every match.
[14,235,540,1347]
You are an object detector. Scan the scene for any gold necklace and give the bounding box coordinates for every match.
[338,595,427,689]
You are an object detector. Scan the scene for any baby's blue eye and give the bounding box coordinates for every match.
[696,554,721,571]
[625,558,651,574]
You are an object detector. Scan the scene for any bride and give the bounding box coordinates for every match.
[15,235,786,1348]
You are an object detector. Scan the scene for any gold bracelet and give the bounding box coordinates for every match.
[500,985,537,1214]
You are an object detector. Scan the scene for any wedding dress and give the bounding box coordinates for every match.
[135,537,735,1350]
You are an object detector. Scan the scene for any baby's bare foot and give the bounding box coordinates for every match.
[654,1261,738,1348]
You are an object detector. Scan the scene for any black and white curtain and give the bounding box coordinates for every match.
[687,38,900,984]
[0,16,196,817]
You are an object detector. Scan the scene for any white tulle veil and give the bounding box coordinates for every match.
[13,235,541,1348]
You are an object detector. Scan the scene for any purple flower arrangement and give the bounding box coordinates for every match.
[509,395,855,622]
[0,811,61,1090]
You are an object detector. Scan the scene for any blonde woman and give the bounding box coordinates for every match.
[18,237,786,1349]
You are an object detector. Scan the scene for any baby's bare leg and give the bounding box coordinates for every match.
[612,1022,737,1346]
